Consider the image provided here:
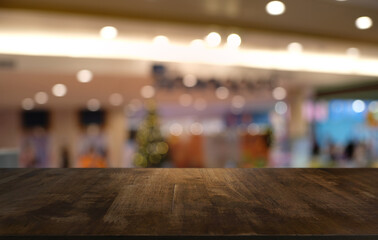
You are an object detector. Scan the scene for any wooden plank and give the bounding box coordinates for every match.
[0,168,377,239]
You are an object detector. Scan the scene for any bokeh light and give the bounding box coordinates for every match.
[183,74,197,87]
[205,32,221,47]
[275,101,288,115]
[22,98,34,110]
[190,122,203,135]
[170,123,183,136]
[226,33,241,48]
[355,16,373,30]
[352,100,365,113]
[87,98,101,111]
[231,95,246,108]
[77,69,93,83]
[266,1,286,15]
[140,85,156,99]
[52,84,67,97]
[34,92,48,104]
[100,26,118,39]
[215,87,229,100]
[272,87,287,100]
[109,93,123,106]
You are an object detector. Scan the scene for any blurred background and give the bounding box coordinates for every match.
[0,0,377,168]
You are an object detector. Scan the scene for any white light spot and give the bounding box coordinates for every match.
[355,16,373,30]
[205,32,221,47]
[52,84,67,97]
[87,98,101,112]
[287,42,303,54]
[153,35,170,46]
[190,122,203,135]
[346,48,360,58]
[226,33,241,48]
[275,101,288,115]
[266,1,286,15]
[231,95,246,108]
[34,91,48,104]
[352,100,365,113]
[77,69,93,83]
[272,87,287,100]
[215,87,229,100]
[183,74,197,87]
[22,98,34,110]
[170,123,183,136]
[100,26,118,39]
[190,39,205,48]
[179,94,193,106]
[109,93,123,106]
[140,85,155,98]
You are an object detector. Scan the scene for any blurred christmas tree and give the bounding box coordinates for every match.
[134,101,169,167]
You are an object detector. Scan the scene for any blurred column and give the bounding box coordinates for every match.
[288,87,312,167]
[51,109,79,167]
[105,109,126,167]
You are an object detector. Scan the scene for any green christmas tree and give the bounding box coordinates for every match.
[134,101,169,167]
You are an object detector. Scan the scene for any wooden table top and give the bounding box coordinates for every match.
[0,168,377,239]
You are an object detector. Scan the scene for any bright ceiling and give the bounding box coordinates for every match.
[0,0,377,109]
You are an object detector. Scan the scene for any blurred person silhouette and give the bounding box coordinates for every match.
[19,127,49,167]
[61,146,70,168]
[19,140,37,167]
[344,140,356,161]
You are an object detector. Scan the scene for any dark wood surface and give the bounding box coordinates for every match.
[0,168,377,239]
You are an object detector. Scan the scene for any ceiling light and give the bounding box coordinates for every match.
[52,84,67,97]
[355,16,373,30]
[352,100,365,113]
[272,87,287,100]
[226,33,241,48]
[100,26,118,39]
[34,91,48,104]
[183,74,197,87]
[109,93,123,106]
[153,35,170,46]
[205,32,221,47]
[77,69,93,83]
[87,98,101,111]
[266,1,286,15]
[215,87,229,99]
[287,42,303,54]
[22,98,34,110]
[275,101,288,115]
[140,85,155,98]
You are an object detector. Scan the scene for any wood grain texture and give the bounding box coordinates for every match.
[0,168,377,239]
